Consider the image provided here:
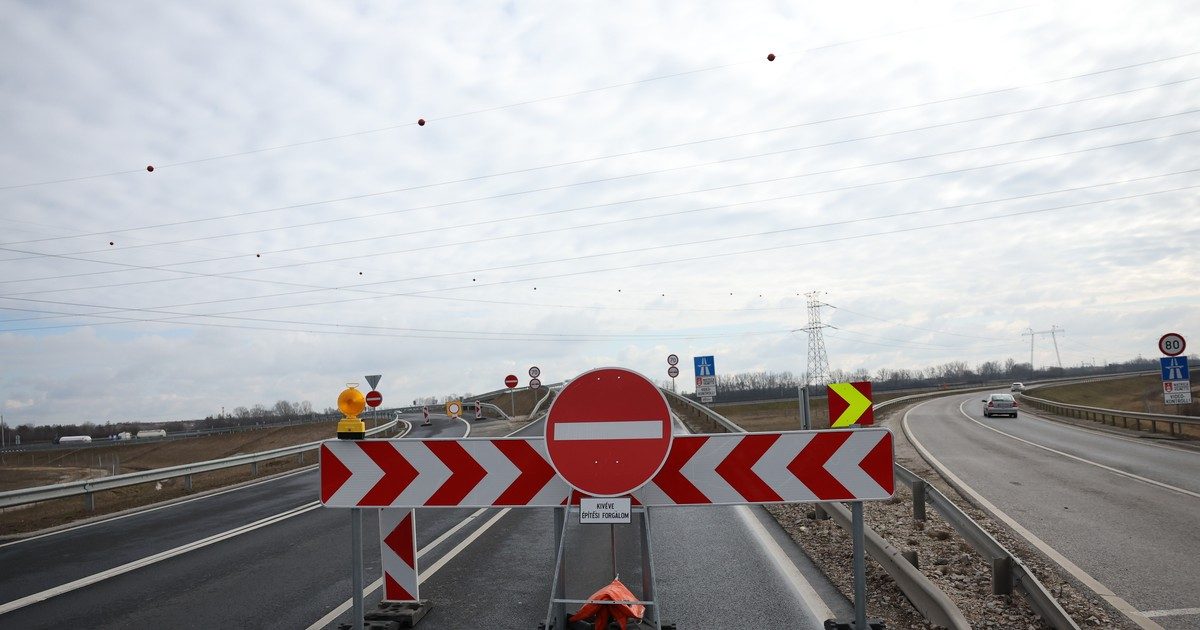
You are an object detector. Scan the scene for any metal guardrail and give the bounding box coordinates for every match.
[665,386,1089,629]
[660,388,970,629]
[0,420,399,511]
[894,465,1078,629]
[1017,393,1199,435]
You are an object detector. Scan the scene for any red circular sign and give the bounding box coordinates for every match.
[545,367,672,497]
[667,366,679,378]
[667,354,679,366]
[365,390,383,408]
[1159,333,1186,357]
[504,374,518,388]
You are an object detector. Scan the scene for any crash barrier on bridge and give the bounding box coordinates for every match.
[0,421,399,512]
[1016,393,1199,437]
[668,387,1086,629]
[321,368,895,630]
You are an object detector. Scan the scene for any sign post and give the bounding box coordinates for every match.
[365,375,382,429]
[545,367,672,497]
[694,355,716,403]
[827,382,874,427]
[1159,334,1191,406]
[505,374,519,417]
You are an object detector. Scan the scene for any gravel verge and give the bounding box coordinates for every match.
[761,401,1139,629]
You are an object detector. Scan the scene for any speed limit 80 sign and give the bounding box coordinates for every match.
[1159,333,1186,357]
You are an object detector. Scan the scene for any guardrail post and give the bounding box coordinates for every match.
[912,480,927,521]
[992,556,1013,595]
[184,474,193,491]
[84,491,94,512]
[251,461,259,476]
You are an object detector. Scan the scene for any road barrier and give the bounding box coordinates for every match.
[0,421,399,512]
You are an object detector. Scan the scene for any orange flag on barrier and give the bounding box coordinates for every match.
[569,578,645,630]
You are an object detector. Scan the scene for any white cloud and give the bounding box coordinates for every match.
[1,1,1198,425]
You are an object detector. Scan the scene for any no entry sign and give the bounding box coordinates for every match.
[365,391,383,408]
[545,367,672,497]
[505,374,518,388]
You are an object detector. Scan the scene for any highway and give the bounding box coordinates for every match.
[903,391,1200,630]
[0,410,853,629]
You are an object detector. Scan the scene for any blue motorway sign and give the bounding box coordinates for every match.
[1161,357,1189,382]
[694,355,716,378]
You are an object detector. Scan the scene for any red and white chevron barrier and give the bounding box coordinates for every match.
[320,438,570,508]
[320,429,893,508]
[635,429,893,506]
[379,509,418,601]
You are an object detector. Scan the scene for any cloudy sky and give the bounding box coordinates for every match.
[2,1,1198,426]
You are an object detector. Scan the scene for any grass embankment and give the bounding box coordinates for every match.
[0,420,352,536]
[710,391,912,432]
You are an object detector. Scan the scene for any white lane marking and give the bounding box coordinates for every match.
[735,505,835,621]
[305,507,511,630]
[903,397,1163,630]
[0,501,322,615]
[553,420,663,440]
[0,465,318,550]
[1143,607,1200,618]
[458,415,472,438]
[957,400,1200,500]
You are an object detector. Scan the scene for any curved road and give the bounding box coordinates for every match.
[1,410,853,628]
[904,391,1200,629]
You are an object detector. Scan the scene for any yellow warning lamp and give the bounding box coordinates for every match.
[336,383,367,439]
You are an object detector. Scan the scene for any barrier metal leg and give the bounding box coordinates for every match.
[544,506,570,630]
[852,502,866,630]
[350,508,364,630]
[639,507,663,629]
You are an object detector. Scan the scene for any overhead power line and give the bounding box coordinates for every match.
[3,58,1197,244]
[0,3,1110,193]
[2,166,1196,302]
[1,183,1194,334]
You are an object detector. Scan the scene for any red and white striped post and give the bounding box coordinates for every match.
[379,509,419,601]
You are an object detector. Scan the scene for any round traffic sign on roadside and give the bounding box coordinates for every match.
[667,354,679,366]
[529,366,541,379]
[667,365,679,378]
[445,400,462,417]
[1159,333,1186,357]
[544,367,672,497]
[365,390,383,408]
[505,374,518,388]
[529,377,542,389]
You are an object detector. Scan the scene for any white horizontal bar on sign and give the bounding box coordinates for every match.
[554,420,663,441]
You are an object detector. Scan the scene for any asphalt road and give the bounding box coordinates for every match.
[0,410,852,629]
[904,391,1200,629]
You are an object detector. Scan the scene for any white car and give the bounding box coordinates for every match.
[983,394,1019,418]
[1010,382,1025,392]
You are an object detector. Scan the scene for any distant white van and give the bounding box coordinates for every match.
[58,435,93,444]
[1010,382,1026,392]
[136,429,167,439]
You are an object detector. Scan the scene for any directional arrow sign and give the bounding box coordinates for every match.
[635,428,894,505]
[827,381,874,427]
[320,438,570,508]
